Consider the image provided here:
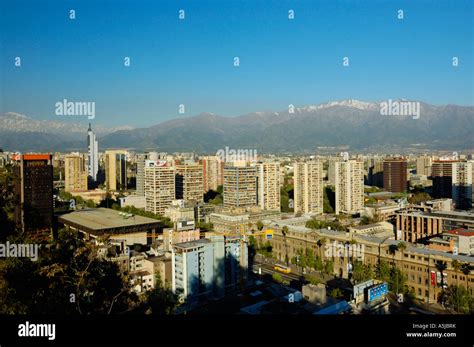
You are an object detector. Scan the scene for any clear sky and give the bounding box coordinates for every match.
[1,0,473,127]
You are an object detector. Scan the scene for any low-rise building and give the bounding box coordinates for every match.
[58,208,160,246]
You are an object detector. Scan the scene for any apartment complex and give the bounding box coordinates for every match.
[13,154,53,234]
[144,160,175,215]
[105,150,127,191]
[416,155,432,176]
[175,164,204,202]
[64,154,88,192]
[201,155,224,192]
[335,159,364,215]
[383,158,408,193]
[452,161,473,210]
[223,165,257,208]
[171,235,248,302]
[432,160,457,199]
[396,210,474,243]
[136,153,150,196]
[293,160,323,214]
[256,162,281,211]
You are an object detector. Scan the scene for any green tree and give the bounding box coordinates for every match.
[0,229,140,314]
[272,273,283,284]
[445,285,473,314]
[329,288,343,299]
[352,261,374,284]
[460,263,471,290]
[144,274,179,314]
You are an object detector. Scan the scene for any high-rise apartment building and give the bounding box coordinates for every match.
[105,150,127,191]
[335,159,364,215]
[416,155,432,176]
[172,239,215,301]
[136,153,149,196]
[64,154,88,192]
[175,164,204,202]
[14,154,53,234]
[223,165,257,208]
[201,156,224,192]
[87,123,99,181]
[256,162,281,211]
[383,158,408,193]
[327,156,342,185]
[293,161,324,214]
[368,160,384,188]
[452,161,473,210]
[432,160,458,199]
[144,160,175,215]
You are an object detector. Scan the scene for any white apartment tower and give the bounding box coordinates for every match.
[293,161,323,214]
[257,162,281,211]
[335,159,364,215]
[144,160,176,215]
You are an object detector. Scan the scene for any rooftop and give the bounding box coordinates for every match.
[173,238,211,250]
[445,228,474,237]
[58,208,160,234]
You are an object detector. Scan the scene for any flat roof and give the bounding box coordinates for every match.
[58,208,160,234]
[173,238,211,250]
[446,228,474,237]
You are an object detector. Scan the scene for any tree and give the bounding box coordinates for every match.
[324,259,334,276]
[143,274,179,314]
[445,285,473,314]
[460,263,471,291]
[0,229,140,314]
[329,288,343,299]
[352,261,374,284]
[272,273,283,284]
[377,260,391,283]
[408,192,432,204]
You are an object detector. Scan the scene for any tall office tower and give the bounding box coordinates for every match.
[383,158,408,193]
[256,162,281,211]
[201,156,224,192]
[223,165,257,208]
[14,154,53,234]
[368,160,384,188]
[432,160,458,198]
[452,161,473,210]
[87,123,99,181]
[144,160,175,215]
[64,154,88,192]
[175,164,204,202]
[105,150,127,191]
[293,160,324,214]
[136,153,151,196]
[327,156,342,184]
[335,159,364,215]
[416,155,432,176]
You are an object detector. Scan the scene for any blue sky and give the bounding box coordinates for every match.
[1,0,473,127]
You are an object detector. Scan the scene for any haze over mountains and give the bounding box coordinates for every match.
[1,100,473,153]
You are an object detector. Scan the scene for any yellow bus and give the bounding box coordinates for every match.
[274,264,291,274]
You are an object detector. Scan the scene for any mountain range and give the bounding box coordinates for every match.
[1,100,473,153]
